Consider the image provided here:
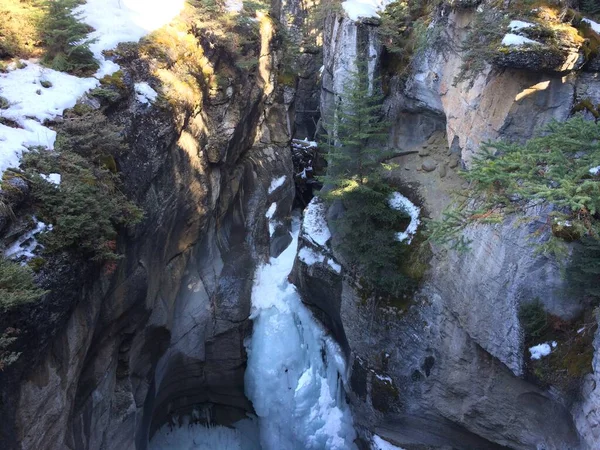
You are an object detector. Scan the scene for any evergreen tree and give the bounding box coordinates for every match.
[39,0,98,75]
[429,116,600,252]
[320,64,421,299]
[321,63,389,188]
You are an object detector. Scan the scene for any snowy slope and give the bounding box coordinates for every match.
[0,0,185,177]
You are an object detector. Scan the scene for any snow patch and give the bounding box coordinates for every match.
[265,202,278,237]
[0,64,97,174]
[371,434,406,450]
[134,82,158,104]
[291,138,318,149]
[298,247,326,266]
[0,0,185,177]
[501,33,540,47]
[583,18,600,35]
[225,0,243,12]
[508,20,534,31]
[303,198,331,247]
[41,173,61,185]
[589,166,600,176]
[342,0,393,21]
[529,341,557,360]
[76,0,186,78]
[388,192,420,244]
[268,176,286,194]
[374,373,392,383]
[327,259,342,273]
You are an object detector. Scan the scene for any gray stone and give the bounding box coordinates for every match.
[438,164,447,178]
[422,160,437,172]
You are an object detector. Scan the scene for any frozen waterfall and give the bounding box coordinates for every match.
[244,215,357,449]
[149,215,357,449]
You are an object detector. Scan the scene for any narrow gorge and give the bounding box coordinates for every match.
[0,0,599,449]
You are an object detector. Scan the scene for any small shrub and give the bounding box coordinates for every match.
[89,87,122,103]
[0,328,22,370]
[0,96,9,109]
[524,309,597,396]
[519,299,549,338]
[99,71,126,91]
[23,149,142,261]
[455,10,507,85]
[20,107,142,262]
[40,80,52,88]
[567,237,600,302]
[54,105,127,163]
[140,24,208,111]
[0,257,47,310]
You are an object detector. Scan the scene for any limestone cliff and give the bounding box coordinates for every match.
[306,2,600,449]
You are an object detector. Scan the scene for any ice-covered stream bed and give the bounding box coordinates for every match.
[149,215,357,449]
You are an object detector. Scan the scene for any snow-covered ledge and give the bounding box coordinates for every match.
[0,0,185,177]
[297,197,342,274]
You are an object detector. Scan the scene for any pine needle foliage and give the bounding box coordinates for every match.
[19,105,142,261]
[428,116,600,289]
[519,299,549,339]
[329,180,418,298]
[567,237,600,302]
[23,149,142,261]
[321,64,390,187]
[55,106,127,164]
[39,0,98,75]
[429,117,600,244]
[0,257,47,310]
[378,0,435,58]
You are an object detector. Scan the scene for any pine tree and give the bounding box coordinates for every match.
[39,0,98,75]
[319,63,419,299]
[0,258,47,310]
[429,116,600,252]
[321,63,389,188]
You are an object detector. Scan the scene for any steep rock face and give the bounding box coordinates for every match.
[321,13,381,135]
[290,197,349,357]
[1,13,295,450]
[395,9,576,168]
[276,0,322,140]
[575,324,600,448]
[310,5,595,449]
